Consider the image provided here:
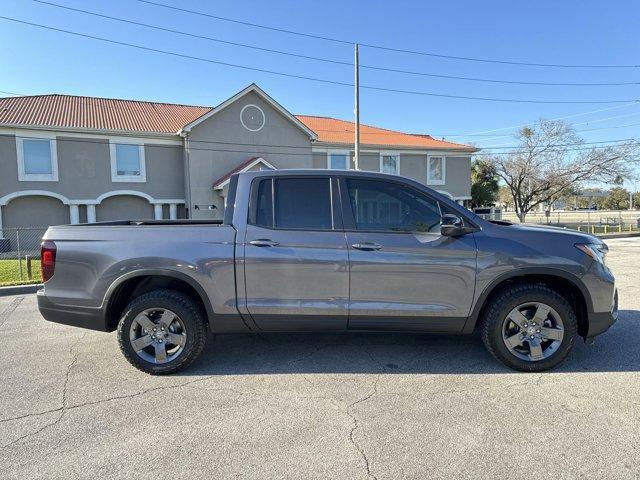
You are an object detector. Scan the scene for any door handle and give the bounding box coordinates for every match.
[249,239,280,247]
[351,242,382,251]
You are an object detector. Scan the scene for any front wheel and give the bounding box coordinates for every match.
[117,289,207,375]
[480,283,578,372]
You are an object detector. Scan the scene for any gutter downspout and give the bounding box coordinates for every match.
[179,130,193,219]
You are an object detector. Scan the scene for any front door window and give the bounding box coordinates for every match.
[346,178,442,233]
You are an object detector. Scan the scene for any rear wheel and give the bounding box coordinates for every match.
[481,283,577,372]
[117,289,207,375]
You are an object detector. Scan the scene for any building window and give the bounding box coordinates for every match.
[427,156,445,185]
[110,141,146,182]
[328,151,349,170]
[380,153,399,175]
[17,137,58,181]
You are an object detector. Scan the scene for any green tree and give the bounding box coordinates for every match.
[470,159,499,208]
[602,187,631,210]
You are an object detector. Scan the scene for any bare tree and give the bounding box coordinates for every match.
[487,119,638,222]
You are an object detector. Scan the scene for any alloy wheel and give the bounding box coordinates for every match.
[128,308,187,364]
[501,302,564,362]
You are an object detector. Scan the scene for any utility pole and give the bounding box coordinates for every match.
[354,43,360,170]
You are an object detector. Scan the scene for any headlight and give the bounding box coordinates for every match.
[575,243,608,265]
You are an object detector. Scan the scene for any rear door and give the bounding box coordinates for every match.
[340,177,477,332]
[243,175,349,330]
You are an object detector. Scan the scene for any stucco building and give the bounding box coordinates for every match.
[0,84,476,231]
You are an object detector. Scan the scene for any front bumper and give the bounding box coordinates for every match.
[586,289,618,338]
[37,290,108,332]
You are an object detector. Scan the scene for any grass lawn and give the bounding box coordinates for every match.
[0,259,42,286]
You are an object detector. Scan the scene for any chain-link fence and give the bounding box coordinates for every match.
[0,227,48,286]
[478,210,640,234]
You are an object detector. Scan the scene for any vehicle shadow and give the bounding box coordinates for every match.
[180,309,640,376]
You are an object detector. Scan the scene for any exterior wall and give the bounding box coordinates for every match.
[313,148,472,199]
[0,132,187,229]
[2,195,68,228]
[96,195,155,221]
[187,91,313,219]
[312,152,326,169]
[0,134,184,200]
[399,153,427,183]
[441,156,472,199]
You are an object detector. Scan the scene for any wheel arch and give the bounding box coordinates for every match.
[464,268,592,337]
[102,269,214,332]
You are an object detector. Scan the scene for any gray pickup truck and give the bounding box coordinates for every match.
[38,170,617,374]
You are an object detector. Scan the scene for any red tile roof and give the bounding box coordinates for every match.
[0,94,475,150]
[0,94,211,134]
[295,115,477,151]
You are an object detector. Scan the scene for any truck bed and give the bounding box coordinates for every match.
[52,219,225,227]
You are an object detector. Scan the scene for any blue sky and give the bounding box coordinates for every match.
[1,0,639,163]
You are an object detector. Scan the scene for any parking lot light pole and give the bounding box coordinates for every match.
[354,43,360,171]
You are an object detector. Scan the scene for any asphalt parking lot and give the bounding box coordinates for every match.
[0,238,638,479]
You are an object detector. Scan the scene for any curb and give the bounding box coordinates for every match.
[0,284,42,297]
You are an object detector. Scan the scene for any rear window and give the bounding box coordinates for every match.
[251,177,333,230]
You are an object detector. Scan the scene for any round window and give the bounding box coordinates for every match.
[240,104,265,132]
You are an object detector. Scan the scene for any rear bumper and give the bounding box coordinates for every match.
[37,290,108,332]
[586,289,618,338]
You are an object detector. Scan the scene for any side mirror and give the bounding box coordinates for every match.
[441,214,466,237]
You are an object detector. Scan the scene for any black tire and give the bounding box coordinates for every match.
[117,289,207,375]
[480,283,577,372]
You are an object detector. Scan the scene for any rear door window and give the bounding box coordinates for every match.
[251,177,334,230]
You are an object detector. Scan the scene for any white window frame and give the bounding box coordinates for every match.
[327,150,351,170]
[109,138,146,183]
[427,155,446,185]
[16,135,59,182]
[379,151,400,175]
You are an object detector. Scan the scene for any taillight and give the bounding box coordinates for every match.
[41,240,57,282]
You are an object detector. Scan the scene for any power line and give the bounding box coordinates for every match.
[457,103,640,136]
[473,144,640,156]
[32,1,356,69]
[361,65,639,87]
[1,15,638,105]
[12,134,638,157]
[469,109,640,144]
[136,0,353,46]
[574,121,640,134]
[0,90,27,96]
[135,0,640,69]
[140,135,640,151]
[2,88,638,142]
[476,138,638,150]
[33,1,640,87]
[432,120,640,138]
[468,120,640,145]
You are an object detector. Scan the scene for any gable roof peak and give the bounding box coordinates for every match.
[179,83,317,140]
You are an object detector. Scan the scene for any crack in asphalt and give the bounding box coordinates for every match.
[1,332,84,449]
[0,375,235,430]
[0,296,24,329]
[346,374,380,480]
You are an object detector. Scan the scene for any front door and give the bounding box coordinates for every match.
[341,177,477,332]
[243,176,349,331]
